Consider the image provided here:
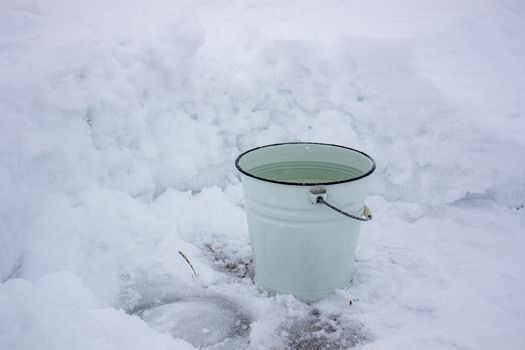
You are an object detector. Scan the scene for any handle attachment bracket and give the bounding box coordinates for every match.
[309,188,373,222]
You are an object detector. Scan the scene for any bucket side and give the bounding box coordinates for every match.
[241,174,370,302]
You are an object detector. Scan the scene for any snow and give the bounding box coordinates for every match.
[0,271,195,349]
[1,0,524,349]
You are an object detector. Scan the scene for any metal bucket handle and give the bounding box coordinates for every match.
[309,188,373,222]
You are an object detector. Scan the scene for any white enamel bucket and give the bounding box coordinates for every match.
[235,142,375,302]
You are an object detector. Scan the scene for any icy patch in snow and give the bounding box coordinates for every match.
[281,309,371,350]
[136,295,251,349]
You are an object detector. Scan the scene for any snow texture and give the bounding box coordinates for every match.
[1,0,524,349]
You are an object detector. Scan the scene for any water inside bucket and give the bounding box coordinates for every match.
[249,161,364,184]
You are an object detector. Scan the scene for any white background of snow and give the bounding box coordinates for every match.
[1,0,524,349]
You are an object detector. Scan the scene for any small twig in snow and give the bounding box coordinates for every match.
[178,250,198,279]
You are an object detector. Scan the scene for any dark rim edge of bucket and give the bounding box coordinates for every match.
[234,142,376,186]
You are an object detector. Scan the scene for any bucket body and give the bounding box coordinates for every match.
[236,142,375,302]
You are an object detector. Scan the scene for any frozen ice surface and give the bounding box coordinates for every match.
[136,295,251,348]
[1,0,525,349]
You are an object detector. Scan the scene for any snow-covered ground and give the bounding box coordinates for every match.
[1,0,524,349]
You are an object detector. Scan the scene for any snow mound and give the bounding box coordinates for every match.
[0,271,195,350]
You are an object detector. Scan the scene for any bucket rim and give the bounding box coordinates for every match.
[235,142,376,186]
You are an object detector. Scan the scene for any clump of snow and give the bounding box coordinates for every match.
[1,0,524,349]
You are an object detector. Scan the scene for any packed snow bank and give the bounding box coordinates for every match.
[1,0,524,349]
[0,0,208,282]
